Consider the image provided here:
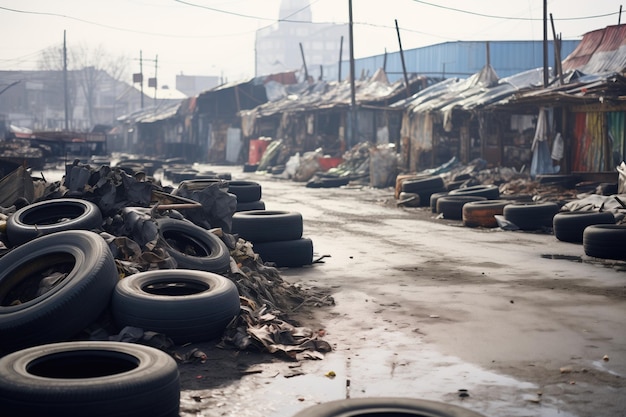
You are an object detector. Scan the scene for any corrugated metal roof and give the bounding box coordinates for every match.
[562,25,626,74]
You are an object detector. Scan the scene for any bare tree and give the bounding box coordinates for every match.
[38,42,129,128]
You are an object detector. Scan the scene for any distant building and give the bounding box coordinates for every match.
[176,74,220,96]
[324,40,580,83]
[255,0,348,79]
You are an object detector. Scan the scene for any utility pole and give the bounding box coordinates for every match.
[140,50,144,108]
[348,0,356,148]
[63,30,69,131]
[395,20,410,98]
[338,35,344,82]
[543,0,548,87]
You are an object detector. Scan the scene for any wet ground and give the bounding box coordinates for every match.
[154,164,626,417]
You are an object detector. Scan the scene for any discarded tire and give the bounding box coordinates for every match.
[227,180,262,203]
[430,191,450,213]
[232,210,303,242]
[112,269,241,344]
[6,198,103,246]
[463,199,511,228]
[436,196,486,220]
[292,397,487,417]
[0,230,118,354]
[156,218,231,273]
[503,202,560,231]
[253,238,314,267]
[401,176,444,193]
[0,341,180,417]
[553,211,615,243]
[401,176,446,207]
[583,224,626,260]
[398,192,421,207]
[236,200,266,212]
[449,184,500,200]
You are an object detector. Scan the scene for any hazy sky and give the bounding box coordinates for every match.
[0,0,623,88]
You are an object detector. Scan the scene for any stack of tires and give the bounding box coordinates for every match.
[435,184,501,222]
[231,210,314,267]
[552,210,624,261]
[399,176,446,207]
[227,180,266,212]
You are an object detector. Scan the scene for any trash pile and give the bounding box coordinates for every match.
[0,161,334,361]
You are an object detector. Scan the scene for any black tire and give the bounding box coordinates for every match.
[0,341,180,417]
[253,238,314,267]
[306,176,350,188]
[243,163,258,173]
[112,269,240,344]
[430,191,450,213]
[401,176,444,193]
[503,202,560,231]
[236,200,266,212]
[436,196,487,220]
[0,230,118,354]
[232,210,303,242]
[553,211,615,243]
[6,198,103,246]
[462,199,511,228]
[449,184,500,200]
[583,224,626,260]
[227,180,262,203]
[292,397,486,417]
[156,218,230,273]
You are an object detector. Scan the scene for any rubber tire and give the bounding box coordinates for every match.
[553,211,615,243]
[253,238,314,267]
[0,341,180,417]
[430,191,450,213]
[236,200,266,212]
[227,180,262,203]
[583,224,626,260]
[292,397,487,417]
[232,210,303,242]
[449,184,500,200]
[436,196,486,220]
[0,230,118,355]
[401,176,444,193]
[503,202,560,231]
[156,218,231,273]
[463,199,511,228]
[112,269,241,344]
[6,198,103,246]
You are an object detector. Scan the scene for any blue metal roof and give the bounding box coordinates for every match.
[325,40,579,83]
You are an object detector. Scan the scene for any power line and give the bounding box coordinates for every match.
[410,0,620,21]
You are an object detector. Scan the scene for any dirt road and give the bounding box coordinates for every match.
[176,166,626,417]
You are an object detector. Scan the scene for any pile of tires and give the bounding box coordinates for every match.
[227,180,266,212]
[0,341,180,417]
[400,176,446,207]
[435,184,500,221]
[232,210,313,267]
[553,211,615,243]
